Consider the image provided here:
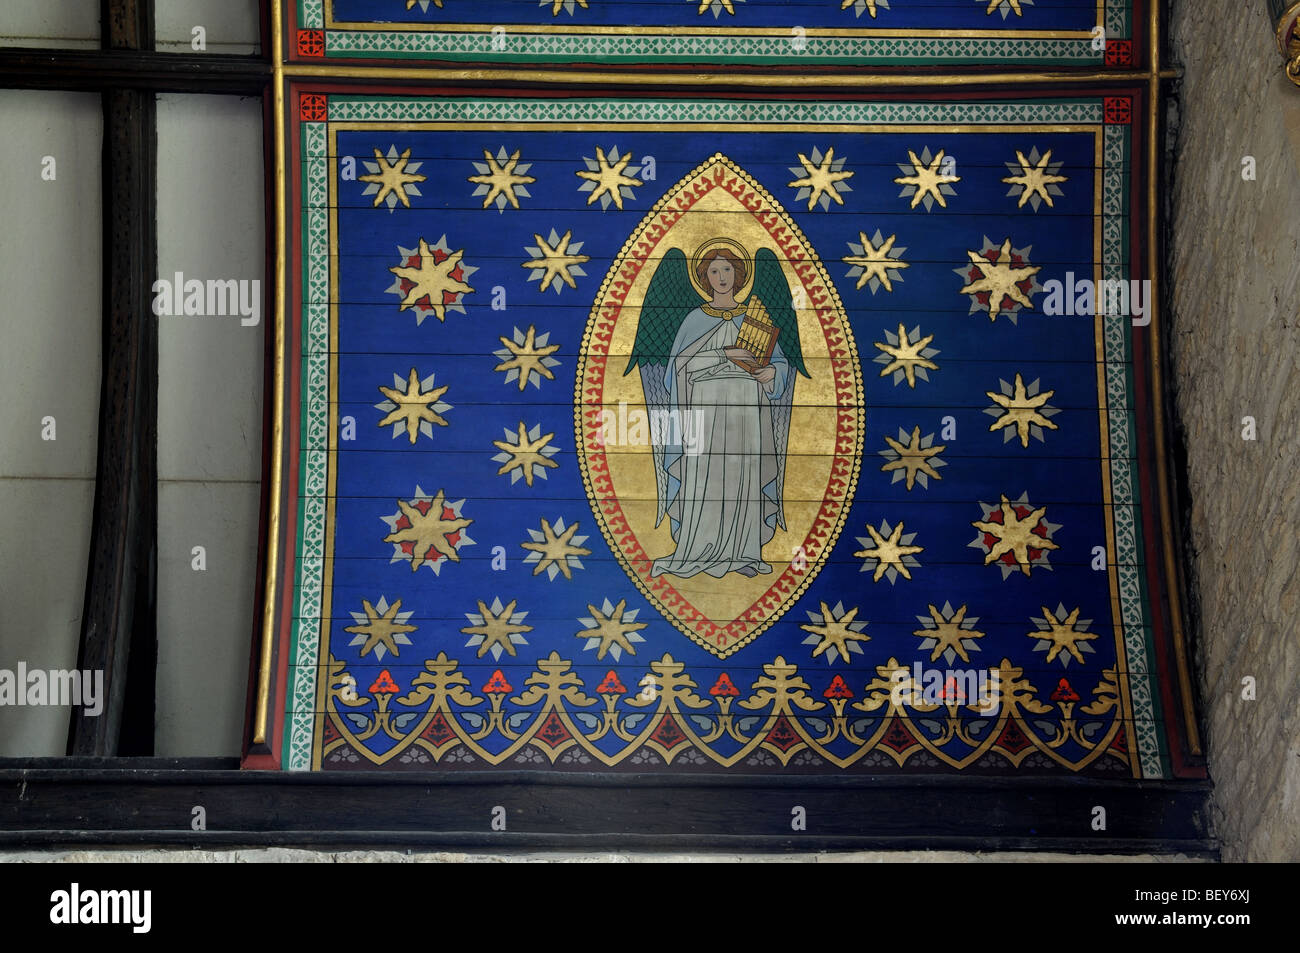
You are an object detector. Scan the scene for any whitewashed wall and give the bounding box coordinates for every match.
[0,3,261,757]
[156,0,260,55]
[155,93,264,756]
[0,90,103,755]
[0,2,99,49]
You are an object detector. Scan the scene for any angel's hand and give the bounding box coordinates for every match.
[752,365,777,389]
[724,347,752,362]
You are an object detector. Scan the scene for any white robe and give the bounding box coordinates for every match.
[651,305,791,579]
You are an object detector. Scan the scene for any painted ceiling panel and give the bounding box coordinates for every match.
[289,0,1142,66]
[259,87,1194,779]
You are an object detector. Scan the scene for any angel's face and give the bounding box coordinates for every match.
[706,258,735,296]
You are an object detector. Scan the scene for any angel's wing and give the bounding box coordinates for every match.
[752,247,808,380]
[624,248,696,375]
[623,248,696,528]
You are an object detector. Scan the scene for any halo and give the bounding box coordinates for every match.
[688,237,755,302]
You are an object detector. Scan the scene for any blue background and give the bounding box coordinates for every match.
[317,119,1134,765]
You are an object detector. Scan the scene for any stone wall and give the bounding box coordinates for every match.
[1168,1,1300,862]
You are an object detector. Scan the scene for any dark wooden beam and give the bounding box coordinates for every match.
[0,49,270,94]
[102,0,153,51]
[66,1,160,756]
[0,764,1217,855]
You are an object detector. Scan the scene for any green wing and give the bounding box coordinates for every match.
[752,247,808,379]
[624,248,697,374]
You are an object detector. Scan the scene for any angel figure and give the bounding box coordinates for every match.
[625,238,808,579]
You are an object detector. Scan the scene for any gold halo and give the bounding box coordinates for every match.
[688,237,754,302]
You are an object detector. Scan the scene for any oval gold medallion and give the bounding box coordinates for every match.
[577,154,864,659]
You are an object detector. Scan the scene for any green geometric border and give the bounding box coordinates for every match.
[284,94,1161,776]
[285,120,330,771]
[326,97,1106,125]
[1101,121,1163,778]
[298,1,1130,65]
[324,33,1105,67]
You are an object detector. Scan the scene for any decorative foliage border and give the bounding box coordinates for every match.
[317,651,1137,774]
[285,94,1162,776]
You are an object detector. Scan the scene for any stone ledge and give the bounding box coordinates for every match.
[0,848,1209,864]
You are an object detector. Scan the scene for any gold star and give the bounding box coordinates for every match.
[523,229,590,293]
[843,231,908,292]
[987,373,1058,447]
[1032,606,1099,665]
[971,495,1060,577]
[841,0,882,16]
[495,326,559,391]
[547,0,589,12]
[800,602,870,662]
[881,427,945,491]
[388,238,474,321]
[377,368,449,444]
[788,147,854,211]
[467,148,536,211]
[578,599,648,661]
[894,149,961,209]
[1002,149,1067,208]
[383,490,473,571]
[345,598,416,660]
[406,1,444,8]
[986,0,1023,15]
[875,323,937,388]
[358,147,426,210]
[462,599,532,660]
[854,521,923,582]
[916,604,984,664]
[575,146,643,211]
[493,422,560,487]
[521,518,591,580]
[959,238,1040,321]
[698,0,736,13]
